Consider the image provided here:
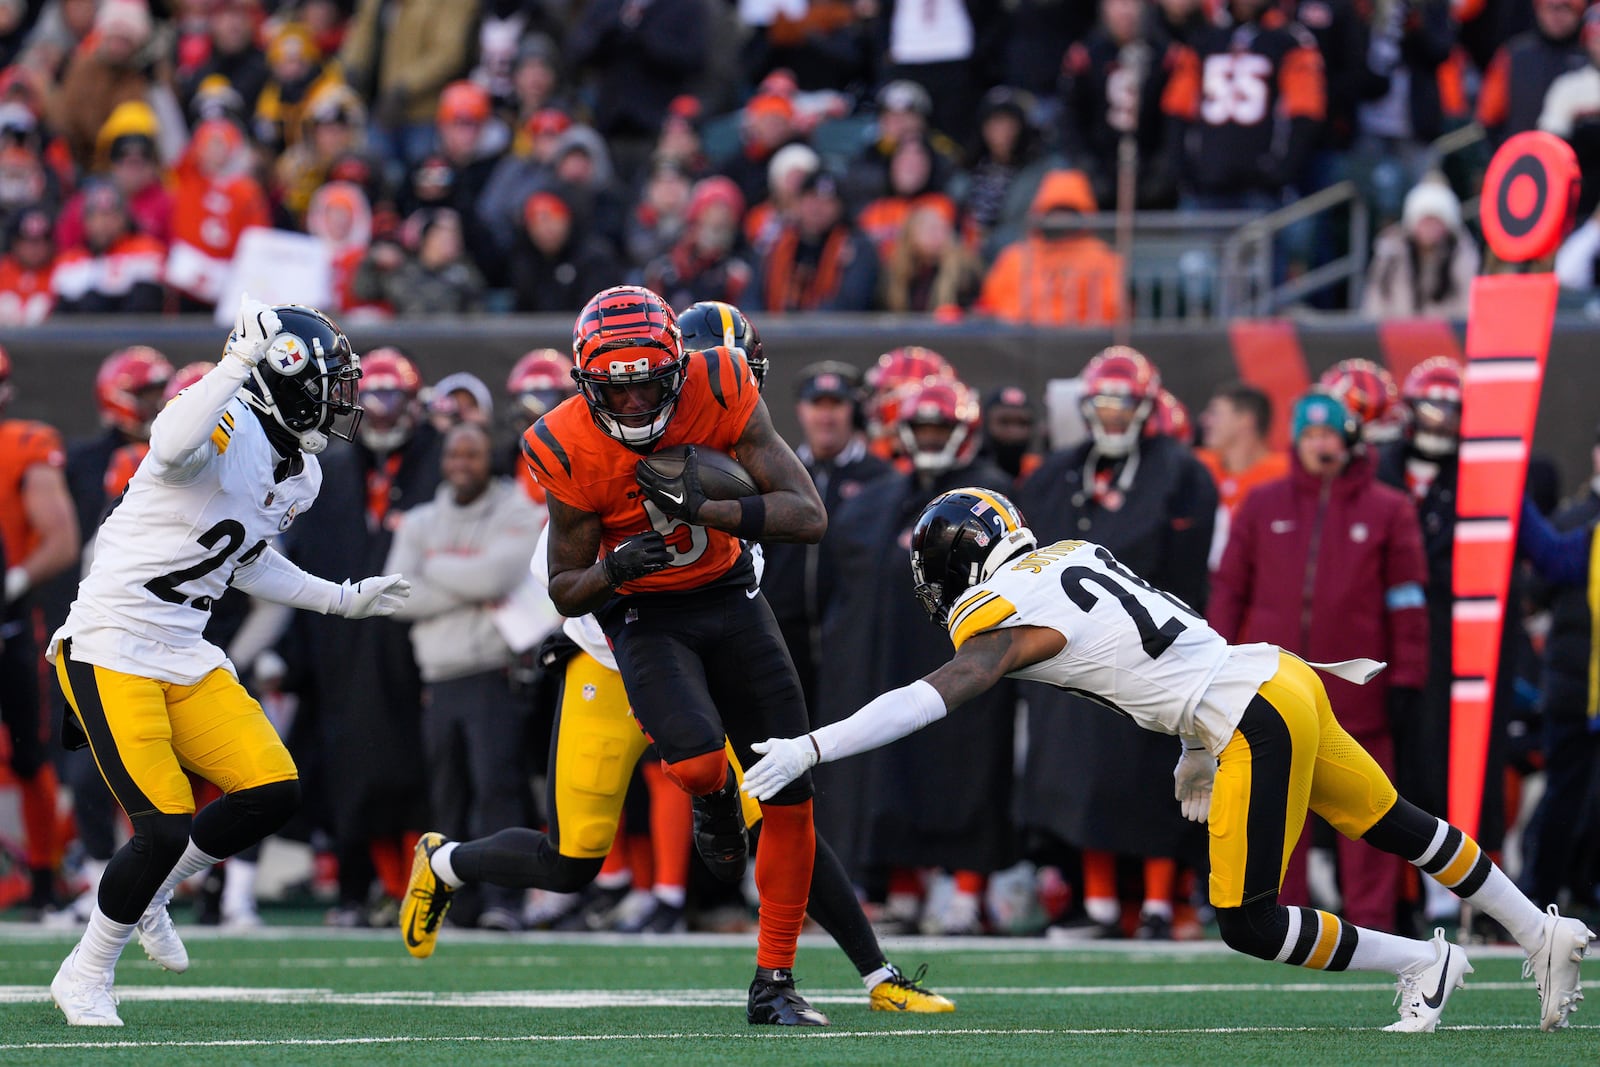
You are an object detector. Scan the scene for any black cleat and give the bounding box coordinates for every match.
[748,969,829,1026]
[692,768,748,883]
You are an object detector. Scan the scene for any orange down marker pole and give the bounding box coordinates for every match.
[1450,132,1577,836]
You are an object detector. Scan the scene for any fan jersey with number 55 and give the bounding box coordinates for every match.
[945,539,1280,755]
[52,370,321,686]
[521,346,758,596]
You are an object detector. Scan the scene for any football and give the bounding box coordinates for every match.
[637,444,759,500]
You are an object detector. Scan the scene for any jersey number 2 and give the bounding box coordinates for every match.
[1059,548,1194,659]
[144,519,259,611]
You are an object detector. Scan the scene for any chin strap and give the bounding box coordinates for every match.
[298,429,328,454]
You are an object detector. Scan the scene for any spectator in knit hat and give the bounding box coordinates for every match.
[252,21,345,157]
[0,205,56,324]
[652,94,709,178]
[641,174,752,308]
[340,0,480,167]
[55,102,171,250]
[744,141,817,258]
[353,206,485,315]
[507,188,617,312]
[1361,175,1477,320]
[306,180,374,314]
[624,157,693,269]
[399,80,507,282]
[165,118,271,311]
[753,168,878,311]
[48,0,152,171]
[718,88,806,209]
[275,82,374,223]
[846,79,960,209]
[178,0,270,118]
[51,179,164,314]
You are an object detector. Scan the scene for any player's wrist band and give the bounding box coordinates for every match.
[734,496,766,540]
[807,733,821,762]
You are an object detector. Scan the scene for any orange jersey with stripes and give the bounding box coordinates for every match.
[521,346,760,595]
[0,418,66,562]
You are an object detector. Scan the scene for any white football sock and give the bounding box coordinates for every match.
[149,841,224,913]
[430,841,464,889]
[77,907,136,977]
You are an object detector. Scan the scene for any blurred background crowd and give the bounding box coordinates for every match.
[3,0,1600,325]
[2,323,1595,944]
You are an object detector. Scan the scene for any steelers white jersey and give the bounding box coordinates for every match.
[946,539,1279,753]
[54,395,321,684]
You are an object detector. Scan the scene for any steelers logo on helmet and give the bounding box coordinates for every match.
[266,334,312,377]
[910,486,1037,626]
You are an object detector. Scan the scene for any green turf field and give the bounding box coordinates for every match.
[0,927,1591,1065]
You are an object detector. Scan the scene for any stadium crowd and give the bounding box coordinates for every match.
[1,0,1599,946]
[2,0,1600,324]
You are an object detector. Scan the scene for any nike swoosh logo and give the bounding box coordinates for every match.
[1422,947,1452,1009]
[885,996,909,1010]
[662,490,684,504]
[745,585,760,599]
[404,913,427,947]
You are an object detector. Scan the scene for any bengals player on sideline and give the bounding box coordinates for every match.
[0,344,80,913]
[44,298,411,1027]
[402,299,954,1014]
[401,285,831,1026]
[744,488,1596,1034]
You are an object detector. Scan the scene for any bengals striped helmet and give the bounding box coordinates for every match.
[1318,358,1398,437]
[1401,356,1463,458]
[572,285,686,449]
[1080,345,1160,458]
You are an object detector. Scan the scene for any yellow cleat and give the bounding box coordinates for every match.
[400,832,456,959]
[870,963,956,1013]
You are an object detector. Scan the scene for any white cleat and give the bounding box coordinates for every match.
[51,947,123,1027]
[1524,904,1596,1031]
[136,902,190,973]
[1384,928,1472,1033]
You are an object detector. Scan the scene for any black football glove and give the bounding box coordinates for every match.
[635,446,707,522]
[602,531,672,587]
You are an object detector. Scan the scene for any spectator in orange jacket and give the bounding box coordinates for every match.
[977,169,1123,325]
[164,118,271,312]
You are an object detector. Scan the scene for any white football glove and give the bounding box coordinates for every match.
[224,293,282,367]
[336,574,412,619]
[1173,745,1216,823]
[741,736,818,801]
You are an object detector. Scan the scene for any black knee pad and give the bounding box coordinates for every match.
[1215,895,1290,962]
[763,770,813,806]
[1361,797,1439,861]
[129,812,193,869]
[544,854,603,895]
[236,779,302,829]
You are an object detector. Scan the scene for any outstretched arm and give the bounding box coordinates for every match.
[741,624,1064,800]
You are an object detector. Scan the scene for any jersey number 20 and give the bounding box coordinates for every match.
[1060,547,1197,659]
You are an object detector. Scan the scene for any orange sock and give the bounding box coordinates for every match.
[370,838,406,900]
[753,799,815,971]
[19,764,58,870]
[1084,850,1117,901]
[597,829,632,887]
[954,869,985,896]
[1143,856,1176,907]
[644,762,691,893]
[626,833,654,891]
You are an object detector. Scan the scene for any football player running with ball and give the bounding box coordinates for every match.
[404,285,832,1025]
[46,297,411,1026]
[743,487,1595,1034]
[402,298,954,1015]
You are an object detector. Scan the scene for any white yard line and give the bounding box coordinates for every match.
[0,1023,1584,1052]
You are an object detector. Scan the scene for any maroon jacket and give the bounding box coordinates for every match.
[1208,451,1429,735]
